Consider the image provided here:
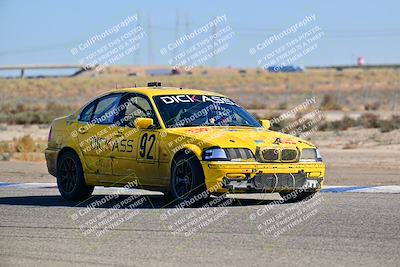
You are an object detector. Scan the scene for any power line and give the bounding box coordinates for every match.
[1,20,400,58]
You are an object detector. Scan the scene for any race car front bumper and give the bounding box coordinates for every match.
[221,172,322,192]
[201,161,325,193]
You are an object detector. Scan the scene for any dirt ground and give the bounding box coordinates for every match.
[0,124,49,141]
[322,148,399,185]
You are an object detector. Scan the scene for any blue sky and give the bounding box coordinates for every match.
[0,0,399,68]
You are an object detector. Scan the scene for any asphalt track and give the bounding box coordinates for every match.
[0,185,399,267]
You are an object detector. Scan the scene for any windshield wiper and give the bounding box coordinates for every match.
[226,123,255,127]
[168,123,202,128]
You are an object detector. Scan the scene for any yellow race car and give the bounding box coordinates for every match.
[45,82,325,203]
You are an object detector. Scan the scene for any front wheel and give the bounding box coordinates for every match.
[57,151,94,201]
[166,153,208,204]
[279,191,315,203]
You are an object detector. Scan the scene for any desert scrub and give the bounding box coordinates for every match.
[0,136,46,161]
[320,94,342,110]
[0,101,76,124]
[318,116,363,131]
[0,135,46,153]
[15,135,35,152]
[357,113,380,128]
[318,113,400,132]
[379,115,400,132]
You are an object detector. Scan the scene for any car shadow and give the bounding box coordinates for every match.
[0,194,280,209]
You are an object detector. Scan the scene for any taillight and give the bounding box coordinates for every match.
[48,126,52,142]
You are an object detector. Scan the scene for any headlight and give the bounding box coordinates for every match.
[300,148,323,162]
[202,148,254,161]
[202,148,228,161]
[316,149,323,161]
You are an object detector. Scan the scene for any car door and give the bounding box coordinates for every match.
[76,93,122,177]
[110,93,161,187]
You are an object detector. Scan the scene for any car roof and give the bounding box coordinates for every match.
[106,87,227,98]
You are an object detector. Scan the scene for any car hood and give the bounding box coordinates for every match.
[165,126,316,151]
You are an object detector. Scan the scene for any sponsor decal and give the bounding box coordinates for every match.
[273,137,297,145]
[273,138,281,145]
[280,138,297,144]
[159,95,238,106]
[185,128,211,134]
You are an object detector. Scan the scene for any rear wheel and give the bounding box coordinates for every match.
[166,153,208,204]
[279,191,315,203]
[57,151,94,200]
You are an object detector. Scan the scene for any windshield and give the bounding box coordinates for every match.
[153,94,261,128]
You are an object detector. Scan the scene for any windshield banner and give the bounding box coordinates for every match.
[159,95,238,106]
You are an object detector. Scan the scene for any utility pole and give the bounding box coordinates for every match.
[185,14,190,53]
[173,10,180,63]
[133,11,141,66]
[147,15,153,66]
[211,16,217,67]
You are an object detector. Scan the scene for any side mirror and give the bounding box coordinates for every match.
[134,118,154,129]
[260,119,271,129]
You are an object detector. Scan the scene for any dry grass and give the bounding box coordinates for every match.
[0,67,399,124]
[0,135,46,161]
[259,111,400,135]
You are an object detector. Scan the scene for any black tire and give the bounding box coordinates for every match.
[279,191,315,203]
[166,153,208,204]
[57,150,94,201]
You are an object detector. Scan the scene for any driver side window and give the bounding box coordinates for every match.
[92,94,121,124]
[117,94,158,127]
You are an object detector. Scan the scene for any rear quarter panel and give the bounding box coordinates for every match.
[46,114,84,176]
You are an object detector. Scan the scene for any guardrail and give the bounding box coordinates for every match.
[0,64,96,78]
[308,64,400,71]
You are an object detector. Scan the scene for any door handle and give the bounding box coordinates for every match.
[78,127,88,134]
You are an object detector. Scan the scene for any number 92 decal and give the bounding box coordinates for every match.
[139,133,156,159]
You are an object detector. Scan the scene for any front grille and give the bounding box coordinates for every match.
[261,149,279,161]
[257,147,299,163]
[253,172,307,191]
[281,149,298,161]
